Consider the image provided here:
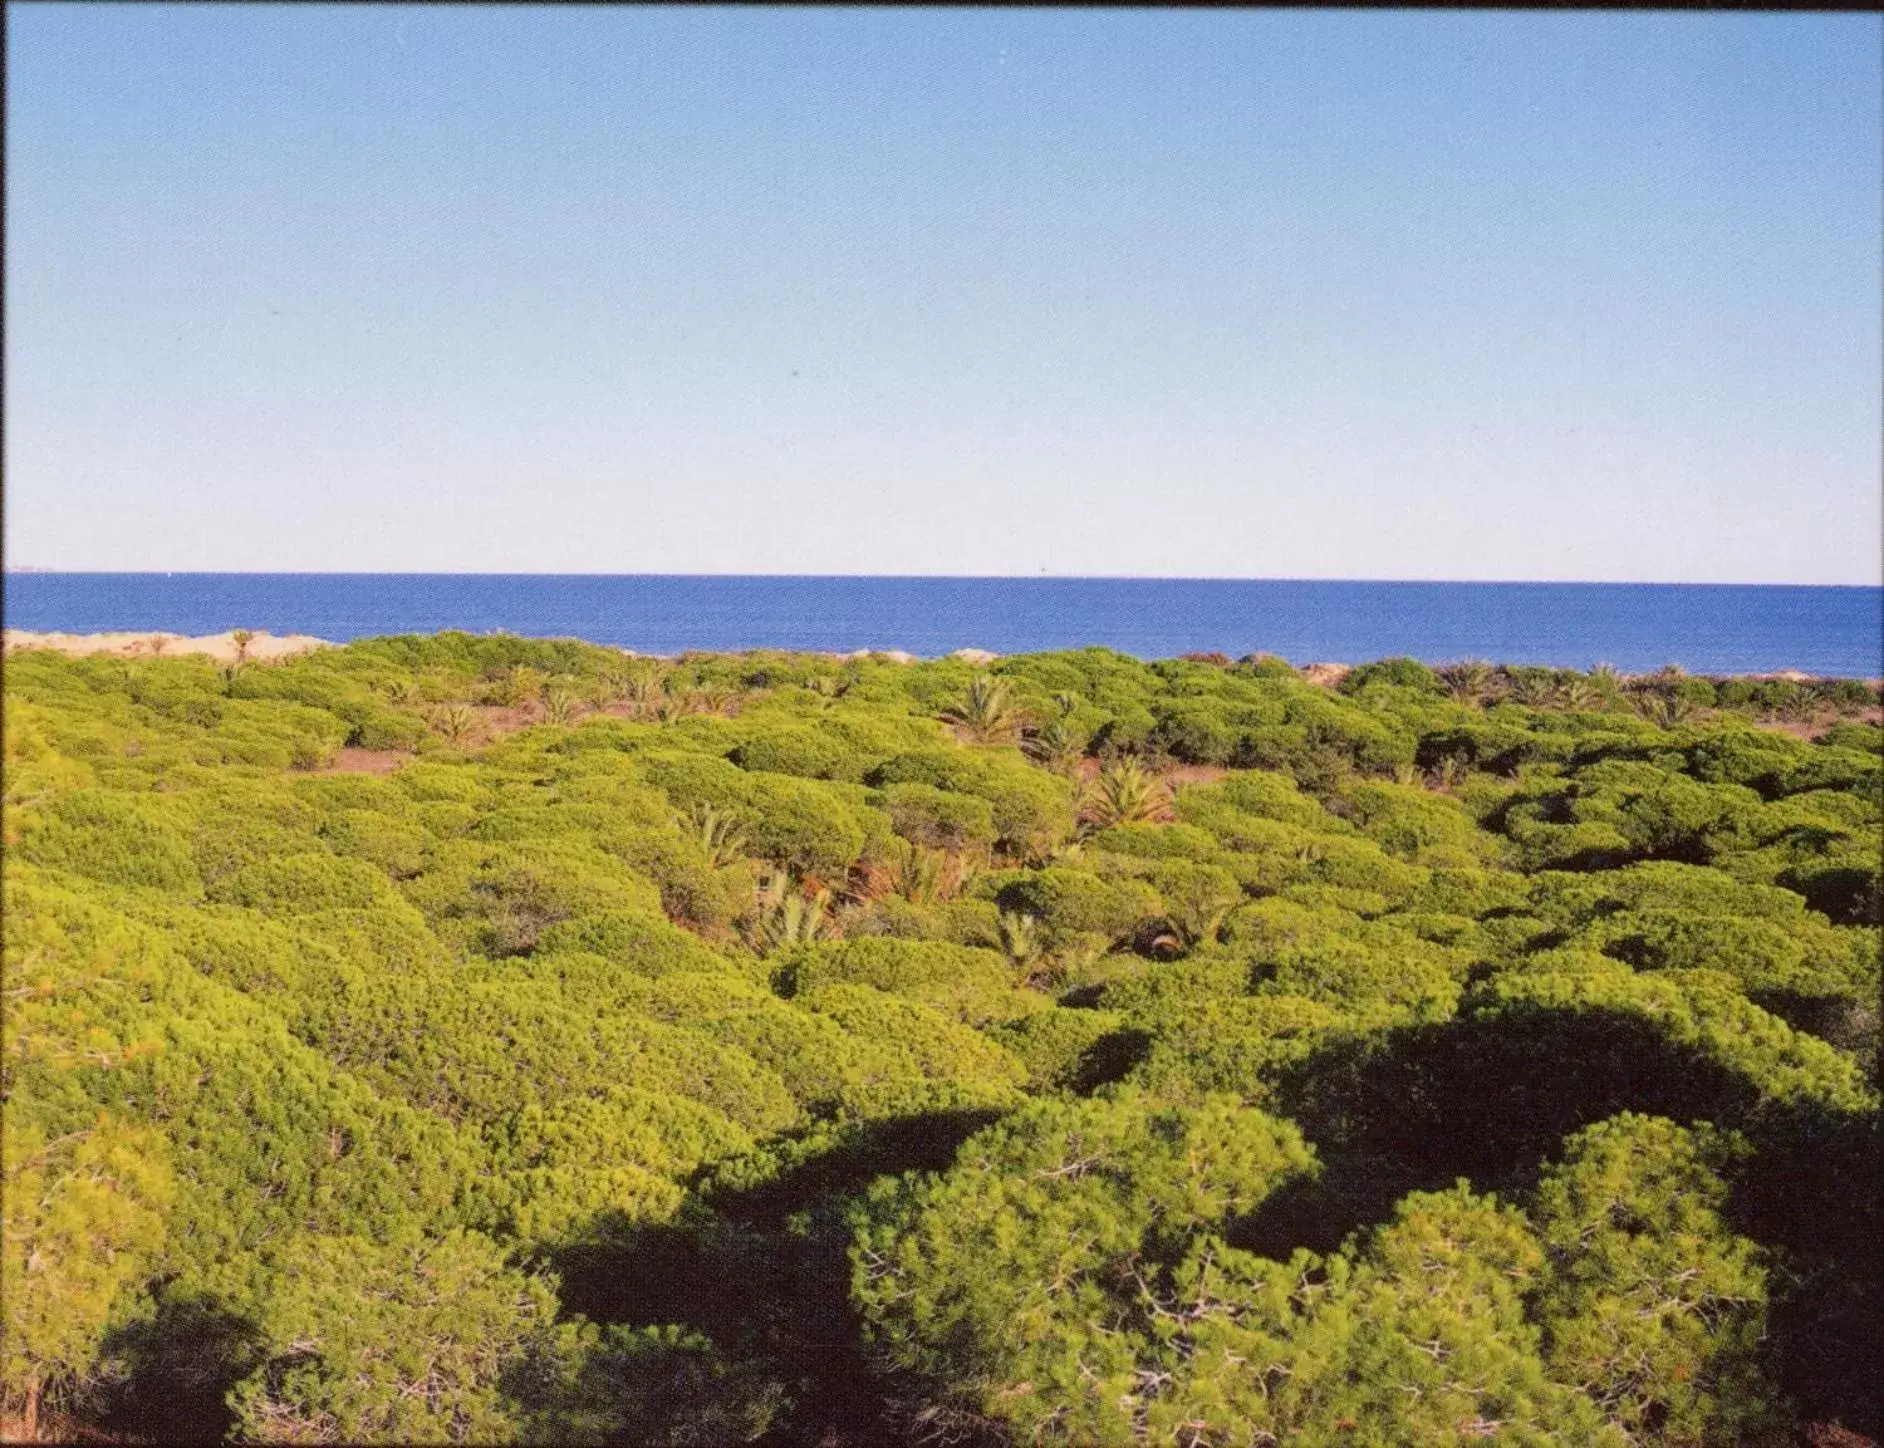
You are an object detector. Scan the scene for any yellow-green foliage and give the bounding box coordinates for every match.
[774,937,1040,1026]
[227,1230,559,1444]
[798,983,1029,1102]
[3,639,1878,1444]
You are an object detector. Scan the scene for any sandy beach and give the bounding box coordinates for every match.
[2,629,334,663]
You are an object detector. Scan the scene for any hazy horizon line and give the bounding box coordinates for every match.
[5,569,1881,591]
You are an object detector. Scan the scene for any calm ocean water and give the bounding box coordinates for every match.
[5,574,1881,677]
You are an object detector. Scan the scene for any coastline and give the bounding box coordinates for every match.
[2,628,1871,691]
[1,628,334,664]
[8,576,1878,678]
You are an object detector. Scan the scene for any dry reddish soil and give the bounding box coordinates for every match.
[1165,763,1231,788]
[472,703,544,733]
[318,747,412,776]
[1074,757,1227,788]
[1747,709,1883,742]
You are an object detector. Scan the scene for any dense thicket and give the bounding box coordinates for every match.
[3,636,1878,1444]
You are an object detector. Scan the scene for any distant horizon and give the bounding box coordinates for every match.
[8,572,1880,675]
[4,567,1881,591]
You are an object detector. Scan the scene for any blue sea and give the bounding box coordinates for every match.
[5,574,1881,678]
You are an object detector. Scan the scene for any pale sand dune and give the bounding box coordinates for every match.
[3,629,333,663]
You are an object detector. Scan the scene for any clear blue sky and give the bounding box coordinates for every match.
[7,5,1880,582]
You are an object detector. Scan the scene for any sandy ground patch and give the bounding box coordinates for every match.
[319,747,413,776]
[3,628,332,663]
[1748,711,1883,742]
[1164,763,1231,788]
[1074,757,1227,787]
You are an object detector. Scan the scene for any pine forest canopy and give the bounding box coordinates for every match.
[2,632,1879,1445]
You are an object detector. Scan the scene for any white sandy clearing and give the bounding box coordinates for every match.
[3,629,334,664]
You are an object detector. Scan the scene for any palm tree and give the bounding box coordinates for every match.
[1082,757,1172,830]
[1438,659,1493,706]
[997,911,1043,983]
[946,674,1027,744]
[1042,839,1086,867]
[1503,668,1557,708]
[381,678,422,706]
[615,664,667,716]
[747,872,836,952]
[1559,676,1602,712]
[1782,684,1829,726]
[890,848,946,905]
[1629,690,1695,729]
[685,804,748,868]
[230,629,256,664]
[428,704,478,745]
[588,669,632,709]
[1585,663,1624,705]
[497,665,546,707]
[878,845,972,905]
[539,684,580,726]
[1023,714,1087,775]
[147,635,172,658]
[1164,896,1232,952]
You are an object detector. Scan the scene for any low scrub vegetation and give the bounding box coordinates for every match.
[3,634,1879,1443]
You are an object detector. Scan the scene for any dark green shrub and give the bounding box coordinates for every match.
[534,911,746,979]
[870,749,1076,850]
[985,866,1162,951]
[350,711,427,751]
[319,809,430,877]
[1819,721,1883,752]
[1338,656,1443,696]
[209,853,399,915]
[1531,1114,1777,1445]
[1340,781,1487,865]
[848,1091,1320,1445]
[729,725,872,783]
[1083,821,1222,860]
[984,1007,1131,1091]
[592,824,751,934]
[1126,993,1345,1102]
[227,1230,556,1444]
[798,984,1027,1094]
[12,791,203,893]
[875,782,998,854]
